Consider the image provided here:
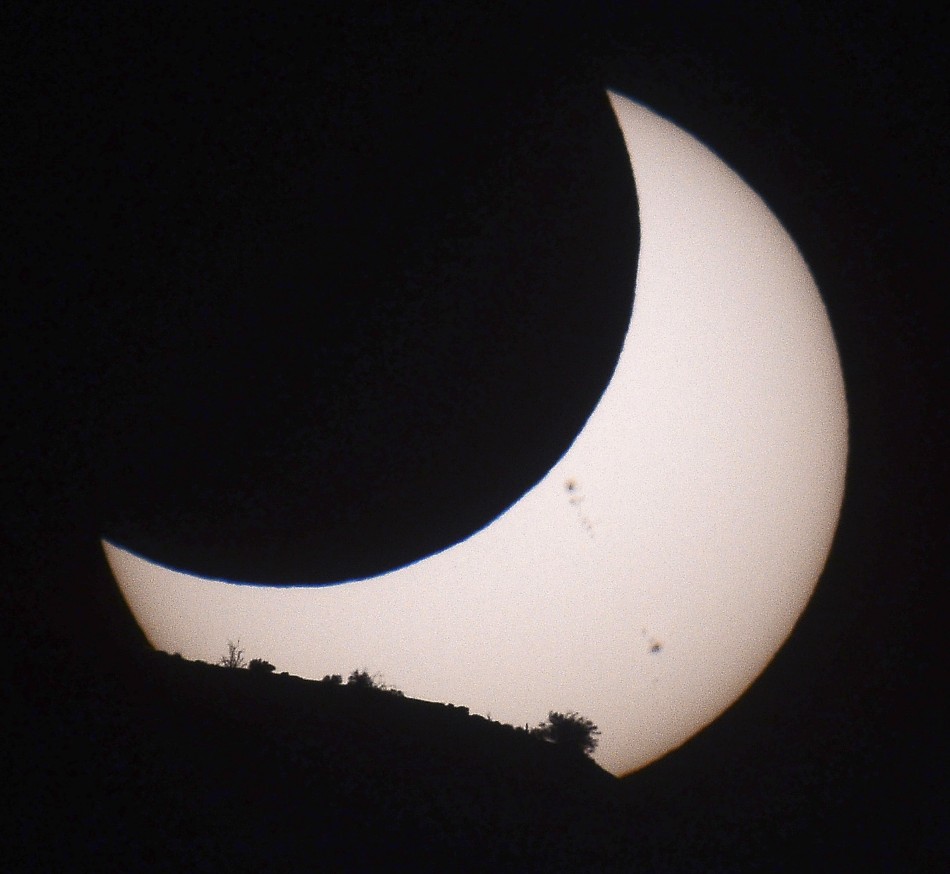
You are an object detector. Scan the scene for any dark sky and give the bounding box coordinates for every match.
[7,5,638,584]
[4,3,944,866]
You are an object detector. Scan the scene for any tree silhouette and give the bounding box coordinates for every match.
[248,658,275,673]
[532,711,601,757]
[347,669,378,689]
[217,640,246,669]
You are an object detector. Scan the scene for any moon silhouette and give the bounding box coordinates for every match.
[106,91,848,776]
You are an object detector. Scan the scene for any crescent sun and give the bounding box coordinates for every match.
[105,90,848,777]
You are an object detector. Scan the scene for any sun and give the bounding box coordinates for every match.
[105,91,846,777]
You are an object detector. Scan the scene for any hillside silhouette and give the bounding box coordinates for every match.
[11,648,643,871]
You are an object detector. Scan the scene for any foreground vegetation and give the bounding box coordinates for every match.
[210,640,601,757]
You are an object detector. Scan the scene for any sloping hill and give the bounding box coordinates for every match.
[10,649,640,872]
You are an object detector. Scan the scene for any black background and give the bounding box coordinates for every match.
[4,3,945,868]
[6,4,639,586]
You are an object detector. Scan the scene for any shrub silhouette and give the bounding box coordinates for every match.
[322,673,343,685]
[248,658,275,673]
[531,711,601,757]
[342,669,405,694]
[346,669,378,689]
[218,640,246,669]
